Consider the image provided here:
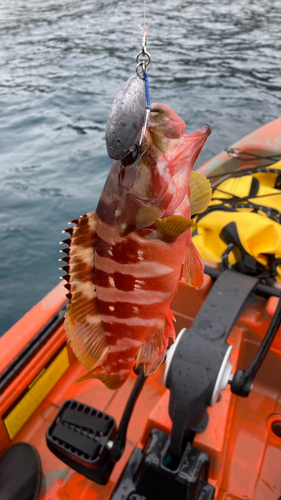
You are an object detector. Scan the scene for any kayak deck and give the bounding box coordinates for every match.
[1,273,281,499]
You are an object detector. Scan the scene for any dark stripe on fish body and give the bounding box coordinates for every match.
[95,233,141,264]
[95,268,172,293]
[95,232,162,265]
[95,269,137,292]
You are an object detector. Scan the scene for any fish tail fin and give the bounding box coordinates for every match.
[60,212,109,372]
[76,365,131,390]
[183,239,204,290]
[136,311,175,376]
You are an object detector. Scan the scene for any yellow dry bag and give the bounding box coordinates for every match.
[193,161,281,282]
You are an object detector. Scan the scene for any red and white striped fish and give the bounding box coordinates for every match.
[60,103,211,389]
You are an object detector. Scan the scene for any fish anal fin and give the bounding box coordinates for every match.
[136,312,175,376]
[155,215,194,243]
[183,239,204,290]
[189,171,212,216]
[63,212,109,371]
[76,365,130,390]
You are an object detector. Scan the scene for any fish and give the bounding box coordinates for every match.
[60,102,212,390]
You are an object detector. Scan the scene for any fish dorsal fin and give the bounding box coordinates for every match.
[155,215,194,243]
[183,238,204,289]
[61,212,109,372]
[135,310,175,376]
[189,171,212,216]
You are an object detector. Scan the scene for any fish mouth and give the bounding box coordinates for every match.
[149,103,186,139]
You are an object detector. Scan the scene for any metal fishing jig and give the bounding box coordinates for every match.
[105,29,151,167]
[105,75,146,161]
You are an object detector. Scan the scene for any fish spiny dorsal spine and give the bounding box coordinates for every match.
[63,212,109,374]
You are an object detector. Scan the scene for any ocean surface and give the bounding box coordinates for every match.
[0,0,281,336]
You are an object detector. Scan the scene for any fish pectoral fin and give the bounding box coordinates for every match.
[155,215,194,243]
[189,171,212,216]
[183,239,204,290]
[136,311,175,376]
[135,203,162,230]
[61,212,109,372]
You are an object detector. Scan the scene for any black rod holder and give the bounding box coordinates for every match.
[110,367,146,462]
[204,266,281,397]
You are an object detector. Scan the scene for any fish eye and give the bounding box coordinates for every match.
[121,144,139,169]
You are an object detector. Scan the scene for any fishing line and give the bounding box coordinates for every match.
[138,0,147,30]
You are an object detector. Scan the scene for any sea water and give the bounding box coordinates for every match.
[0,0,281,336]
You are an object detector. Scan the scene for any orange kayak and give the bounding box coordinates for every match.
[1,117,281,500]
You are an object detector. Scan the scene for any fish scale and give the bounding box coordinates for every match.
[93,220,180,380]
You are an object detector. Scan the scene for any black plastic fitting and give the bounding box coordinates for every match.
[165,270,259,457]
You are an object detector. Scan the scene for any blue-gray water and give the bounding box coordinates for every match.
[1,0,281,336]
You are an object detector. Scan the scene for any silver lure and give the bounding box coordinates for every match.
[105,75,146,161]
